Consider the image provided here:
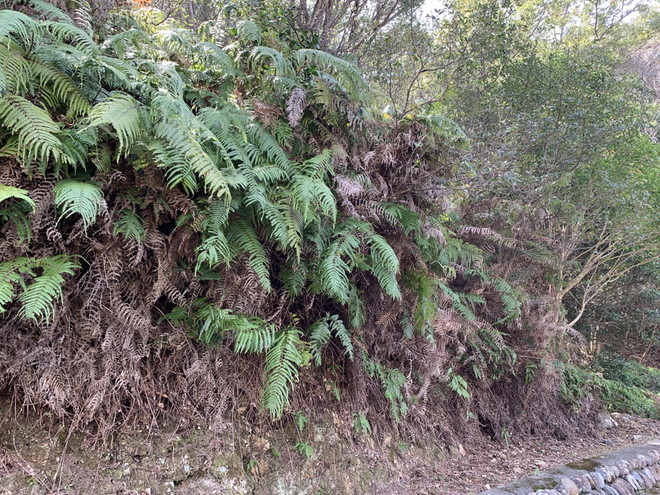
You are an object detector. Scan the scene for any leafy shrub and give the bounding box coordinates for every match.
[594,353,660,393]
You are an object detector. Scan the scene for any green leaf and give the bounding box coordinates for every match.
[0,184,34,211]
[54,179,103,230]
[262,327,304,419]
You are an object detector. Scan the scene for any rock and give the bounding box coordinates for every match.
[559,477,580,495]
[591,472,605,489]
[625,474,640,490]
[639,471,655,488]
[611,478,633,495]
[602,486,618,495]
[598,413,618,429]
[643,467,656,484]
[596,469,612,483]
[575,475,591,492]
[615,460,629,476]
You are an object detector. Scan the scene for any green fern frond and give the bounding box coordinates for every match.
[196,42,238,75]
[404,271,438,332]
[0,64,6,96]
[380,203,420,233]
[301,148,334,177]
[195,232,233,271]
[0,41,32,95]
[233,320,276,354]
[318,227,361,304]
[251,46,294,78]
[308,318,331,365]
[262,327,305,419]
[88,92,142,157]
[42,20,98,56]
[30,59,92,117]
[308,314,353,365]
[227,219,271,291]
[346,285,366,329]
[0,184,35,210]
[363,354,408,421]
[0,258,27,312]
[152,95,230,199]
[113,210,145,242]
[72,0,94,36]
[26,0,73,23]
[0,93,63,164]
[279,260,307,298]
[329,315,353,360]
[237,20,261,44]
[199,199,230,231]
[53,179,102,230]
[291,174,336,223]
[296,49,368,99]
[368,234,401,300]
[0,201,32,242]
[437,282,477,321]
[0,10,40,47]
[247,124,291,173]
[194,304,274,350]
[492,278,522,325]
[19,255,77,322]
[1,255,79,323]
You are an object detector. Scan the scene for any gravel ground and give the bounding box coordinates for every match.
[377,413,660,494]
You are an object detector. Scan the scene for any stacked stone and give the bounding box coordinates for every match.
[527,449,660,495]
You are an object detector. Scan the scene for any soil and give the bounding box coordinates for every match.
[388,412,660,494]
[1,401,658,495]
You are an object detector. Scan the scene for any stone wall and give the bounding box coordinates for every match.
[479,443,660,495]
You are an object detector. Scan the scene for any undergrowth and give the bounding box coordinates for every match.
[0,0,619,445]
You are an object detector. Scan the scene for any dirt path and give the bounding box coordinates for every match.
[379,413,660,494]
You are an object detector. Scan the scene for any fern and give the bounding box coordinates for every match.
[18,255,78,322]
[318,224,361,303]
[363,354,408,421]
[0,42,32,95]
[368,234,401,300]
[447,369,471,399]
[0,10,40,47]
[113,210,145,242]
[30,59,92,117]
[26,0,73,23]
[88,93,142,157]
[0,256,78,323]
[195,232,233,271]
[308,318,331,365]
[0,258,27,313]
[227,219,271,291]
[152,94,230,199]
[42,20,98,56]
[0,93,63,165]
[0,184,35,210]
[193,304,275,350]
[251,46,294,78]
[53,179,103,230]
[492,278,522,325]
[295,49,368,100]
[237,20,261,44]
[262,327,305,419]
[404,270,438,334]
[308,314,353,365]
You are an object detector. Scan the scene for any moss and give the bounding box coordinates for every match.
[565,458,601,471]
